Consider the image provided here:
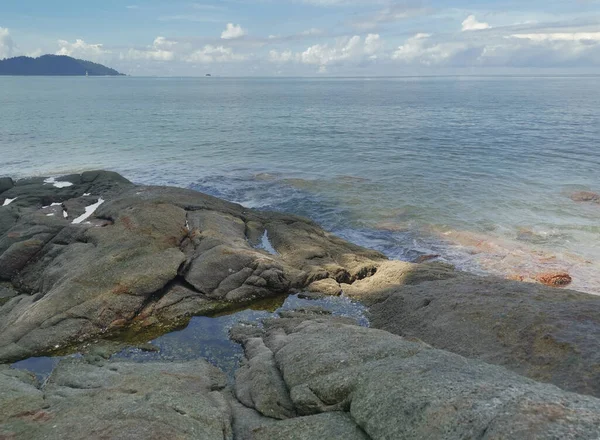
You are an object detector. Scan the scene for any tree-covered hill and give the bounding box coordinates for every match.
[0,55,125,76]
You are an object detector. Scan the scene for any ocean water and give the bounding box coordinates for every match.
[1,76,600,293]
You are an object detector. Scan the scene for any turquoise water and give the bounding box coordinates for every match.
[1,76,600,292]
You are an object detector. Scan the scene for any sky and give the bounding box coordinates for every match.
[1,0,600,76]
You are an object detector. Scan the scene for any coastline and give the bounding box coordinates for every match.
[1,170,599,438]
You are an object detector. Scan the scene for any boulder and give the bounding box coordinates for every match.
[368,274,600,397]
[0,358,232,440]
[0,171,392,363]
[233,313,600,440]
[536,271,573,287]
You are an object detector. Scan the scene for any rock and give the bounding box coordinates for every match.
[536,271,573,287]
[0,177,14,195]
[235,336,297,420]
[414,253,440,263]
[249,413,369,440]
[368,274,600,397]
[0,171,394,363]
[305,278,343,297]
[341,260,457,303]
[235,314,600,440]
[570,191,600,203]
[0,284,18,306]
[0,365,44,427]
[0,358,232,440]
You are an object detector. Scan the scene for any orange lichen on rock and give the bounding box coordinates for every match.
[535,272,573,287]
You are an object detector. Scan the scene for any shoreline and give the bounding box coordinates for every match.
[1,170,600,438]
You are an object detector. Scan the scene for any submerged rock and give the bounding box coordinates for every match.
[232,312,600,439]
[368,274,600,397]
[570,191,600,203]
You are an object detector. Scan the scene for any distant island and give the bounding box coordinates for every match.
[0,55,124,76]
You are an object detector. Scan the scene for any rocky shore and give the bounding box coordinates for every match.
[1,171,600,439]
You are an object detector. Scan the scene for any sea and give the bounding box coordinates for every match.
[1,76,600,294]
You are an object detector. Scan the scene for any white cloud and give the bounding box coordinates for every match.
[153,36,178,50]
[56,39,111,59]
[269,34,384,72]
[0,27,16,59]
[462,15,491,32]
[269,49,297,63]
[186,45,246,63]
[221,23,246,40]
[364,33,383,56]
[121,36,176,61]
[392,33,470,65]
[510,32,600,42]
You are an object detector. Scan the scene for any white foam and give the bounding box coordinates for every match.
[44,177,74,188]
[42,202,63,209]
[83,193,91,196]
[72,198,105,224]
[2,198,17,206]
[46,213,55,217]
[258,230,278,255]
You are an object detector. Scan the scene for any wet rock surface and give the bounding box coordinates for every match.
[0,171,388,363]
[368,274,600,397]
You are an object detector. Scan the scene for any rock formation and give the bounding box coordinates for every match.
[0,171,387,363]
[2,171,600,439]
[2,311,600,439]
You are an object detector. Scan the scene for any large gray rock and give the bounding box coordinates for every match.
[0,172,391,363]
[368,274,600,397]
[0,359,232,440]
[232,313,600,440]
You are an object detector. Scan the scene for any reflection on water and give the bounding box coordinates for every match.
[11,356,70,384]
[11,294,368,382]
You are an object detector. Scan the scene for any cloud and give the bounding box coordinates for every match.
[269,33,383,72]
[350,3,428,30]
[221,23,246,40]
[462,15,491,32]
[300,28,324,36]
[121,37,176,61]
[56,39,111,59]
[388,26,600,69]
[392,33,470,65]
[186,45,246,63]
[0,27,16,59]
[510,32,600,42]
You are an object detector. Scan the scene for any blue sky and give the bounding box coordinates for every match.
[1,0,600,75]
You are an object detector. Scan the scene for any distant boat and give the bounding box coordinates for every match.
[205,74,212,77]
[85,70,89,77]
